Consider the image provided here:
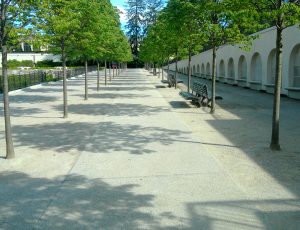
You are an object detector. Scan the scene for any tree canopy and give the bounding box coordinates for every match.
[1,0,132,159]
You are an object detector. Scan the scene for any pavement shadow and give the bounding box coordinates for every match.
[97,86,155,91]
[9,94,59,103]
[13,121,188,154]
[77,93,150,100]
[178,75,300,198]
[0,107,45,117]
[0,171,161,229]
[59,103,169,117]
[185,199,300,230]
[21,87,78,94]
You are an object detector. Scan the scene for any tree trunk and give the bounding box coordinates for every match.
[161,64,164,80]
[175,50,178,89]
[167,55,170,80]
[109,63,112,81]
[84,60,88,100]
[270,17,283,151]
[2,45,15,159]
[97,61,100,91]
[188,50,191,93]
[105,60,107,86]
[62,45,68,118]
[210,46,216,114]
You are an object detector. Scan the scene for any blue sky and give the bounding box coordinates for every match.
[111,0,127,26]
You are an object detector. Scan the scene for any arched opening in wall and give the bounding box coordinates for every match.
[23,43,32,52]
[267,49,276,84]
[219,60,225,78]
[250,53,262,82]
[228,58,235,79]
[289,44,300,87]
[197,64,200,76]
[238,55,247,80]
[206,62,211,78]
[201,64,205,77]
[193,65,196,75]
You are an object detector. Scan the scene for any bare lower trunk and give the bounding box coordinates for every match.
[2,45,15,159]
[105,60,107,86]
[109,63,111,81]
[270,21,283,151]
[210,46,216,114]
[97,61,100,91]
[84,60,88,100]
[62,46,68,118]
[161,64,164,80]
[175,50,178,89]
[188,50,191,93]
[167,55,170,79]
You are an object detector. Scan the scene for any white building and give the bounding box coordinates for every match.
[169,25,300,100]
[0,52,61,66]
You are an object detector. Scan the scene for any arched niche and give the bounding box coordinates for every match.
[219,60,225,78]
[206,62,211,78]
[289,44,300,87]
[267,49,276,84]
[201,64,205,77]
[250,52,262,82]
[238,55,247,80]
[228,58,235,79]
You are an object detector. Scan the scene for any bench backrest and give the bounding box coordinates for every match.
[191,81,208,97]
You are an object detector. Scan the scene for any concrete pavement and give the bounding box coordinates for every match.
[0,69,299,229]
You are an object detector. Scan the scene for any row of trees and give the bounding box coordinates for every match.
[1,0,132,159]
[125,0,165,65]
[140,0,300,150]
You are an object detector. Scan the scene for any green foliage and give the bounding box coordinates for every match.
[35,60,61,67]
[7,60,34,68]
[125,0,146,57]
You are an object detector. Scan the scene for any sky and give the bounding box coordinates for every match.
[110,0,127,27]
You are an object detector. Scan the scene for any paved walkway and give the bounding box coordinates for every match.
[0,69,299,229]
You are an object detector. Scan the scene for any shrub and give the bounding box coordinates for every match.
[7,59,34,68]
[36,60,62,67]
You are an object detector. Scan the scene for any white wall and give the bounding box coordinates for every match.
[168,25,300,97]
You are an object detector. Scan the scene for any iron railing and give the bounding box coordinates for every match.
[0,66,97,93]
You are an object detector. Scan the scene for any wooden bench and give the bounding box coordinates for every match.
[161,74,183,87]
[179,81,213,107]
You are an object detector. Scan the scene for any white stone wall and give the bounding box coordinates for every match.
[0,52,61,65]
[168,25,300,98]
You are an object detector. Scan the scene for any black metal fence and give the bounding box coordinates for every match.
[0,66,97,94]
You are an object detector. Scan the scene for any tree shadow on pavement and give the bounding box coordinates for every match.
[77,93,150,100]
[12,121,189,154]
[55,103,170,117]
[0,107,45,117]
[97,87,155,91]
[9,95,59,103]
[0,172,162,230]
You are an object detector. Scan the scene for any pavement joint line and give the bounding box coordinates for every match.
[79,172,224,181]
[34,148,83,228]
